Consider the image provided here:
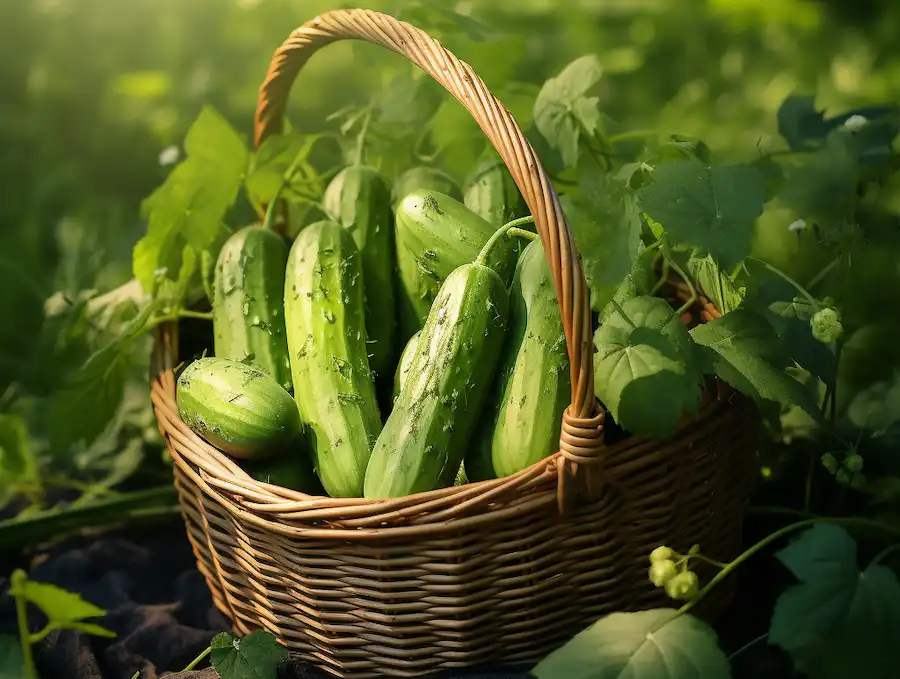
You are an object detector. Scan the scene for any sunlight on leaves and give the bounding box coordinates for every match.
[534,55,603,169]
[532,608,731,679]
[594,296,702,436]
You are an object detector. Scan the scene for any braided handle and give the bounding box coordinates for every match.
[254,9,604,478]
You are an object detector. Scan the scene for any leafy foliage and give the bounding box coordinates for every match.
[532,609,730,679]
[594,296,702,437]
[769,525,900,679]
[210,630,290,679]
[0,414,39,511]
[690,310,822,420]
[0,636,24,679]
[10,571,115,638]
[132,107,247,294]
[639,160,766,268]
[533,55,603,169]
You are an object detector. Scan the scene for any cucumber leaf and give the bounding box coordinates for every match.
[769,524,900,679]
[532,608,730,679]
[133,106,246,294]
[0,635,24,679]
[211,630,289,679]
[563,169,643,312]
[594,296,702,437]
[690,310,823,422]
[534,55,603,169]
[599,247,657,322]
[639,159,765,268]
[0,414,39,511]
[10,574,115,638]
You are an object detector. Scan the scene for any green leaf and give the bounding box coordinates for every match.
[846,372,900,435]
[690,310,823,421]
[374,67,443,127]
[11,576,115,637]
[0,635,24,679]
[594,296,702,437]
[246,131,325,207]
[563,169,643,311]
[686,253,745,314]
[0,414,39,509]
[534,55,603,169]
[133,106,246,293]
[599,247,658,322]
[532,608,730,679]
[639,159,766,268]
[767,294,836,385]
[211,630,289,679]
[770,524,900,679]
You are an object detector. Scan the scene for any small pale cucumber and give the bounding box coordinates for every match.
[391,166,461,207]
[363,263,509,498]
[284,220,382,498]
[394,190,519,341]
[176,357,302,459]
[468,240,571,480]
[213,225,292,392]
[323,165,396,380]
[463,157,528,227]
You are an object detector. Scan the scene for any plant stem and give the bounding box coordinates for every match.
[727,632,769,661]
[181,645,212,672]
[261,143,312,231]
[12,570,37,679]
[177,310,214,321]
[650,254,669,296]
[475,216,535,266]
[690,553,729,569]
[28,624,55,645]
[506,227,539,242]
[807,259,839,290]
[609,298,636,328]
[871,542,900,567]
[746,257,820,312]
[355,110,372,166]
[665,516,900,627]
[0,486,179,552]
[669,259,696,316]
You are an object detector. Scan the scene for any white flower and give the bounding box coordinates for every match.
[844,115,868,132]
[158,145,180,166]
[787,218,807,234]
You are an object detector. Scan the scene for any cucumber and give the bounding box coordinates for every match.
[176,357,302,459]
[363,263,509,498]
[212,225,292,392]
[394,190,519,341]
[284,220,382,498]
[391,166,461,207]
[468,240,571,480]
[463,157,528,227]
[323,165,396,381]
[393,330,421,401]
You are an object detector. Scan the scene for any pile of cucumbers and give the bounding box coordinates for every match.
[176,158,571,499]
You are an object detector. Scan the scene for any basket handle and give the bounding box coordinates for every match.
[254,9,605,487]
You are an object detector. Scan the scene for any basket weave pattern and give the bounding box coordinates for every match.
[150,9,760,678]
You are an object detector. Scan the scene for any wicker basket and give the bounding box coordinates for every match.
[149,9,759,678]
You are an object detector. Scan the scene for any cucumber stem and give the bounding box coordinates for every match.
[181,645,212,672]
[261,143,312,231]
[475,216,536,266]
[506,227,539,242]
[12,570,37,679]
[746,256,820,312]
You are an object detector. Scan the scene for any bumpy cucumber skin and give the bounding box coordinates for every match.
[468,240,571,480]
[363,263,509,499]
[395,190,519,341]
[212,225,292,393]
[284,220,383,498]
[176,357,302,460]
[393,330,421,401]
[391,166,461,207]
[463,158,528,227]
[324,166,396,380]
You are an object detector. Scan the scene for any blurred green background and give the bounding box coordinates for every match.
[2,0,899,388]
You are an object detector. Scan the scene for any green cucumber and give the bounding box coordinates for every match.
[393,330,421,401]
[240,447,324,494]
[463,157,528,227]
[284,220,382,498]
[394,190,519,341]
[468,240,571,480]
[212,225,292,392]
[363,263,509,498]
[323,165,396,380]
[176,357,302,460]
[391,166,461,207]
